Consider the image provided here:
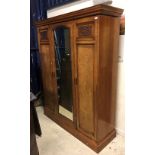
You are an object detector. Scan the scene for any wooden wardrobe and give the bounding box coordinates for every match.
[35,4,123,152]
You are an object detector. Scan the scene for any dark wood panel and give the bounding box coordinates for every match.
[75,16,96,42]
[40,30,48,41]
[77,44,94,137]
[77,22,94,39]
[39,45,56,111]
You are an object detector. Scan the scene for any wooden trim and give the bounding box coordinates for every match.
[96,129,116,153]
[35,4,123,27]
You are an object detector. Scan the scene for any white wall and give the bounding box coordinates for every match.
[116,35,125,136]
[112,0,125,136]
[47,0,125,136]
[47,0,111,18]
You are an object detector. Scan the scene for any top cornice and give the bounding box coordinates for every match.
[35,4,124,27]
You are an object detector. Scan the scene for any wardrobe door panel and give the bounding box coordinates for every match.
[38,28,56,112]
[77,44,95,137]
[51,23,74,121]
[40,45,56,111]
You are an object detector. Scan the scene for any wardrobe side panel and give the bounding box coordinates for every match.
[96,16,120,141]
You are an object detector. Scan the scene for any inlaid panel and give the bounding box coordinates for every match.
[77,44,94,137]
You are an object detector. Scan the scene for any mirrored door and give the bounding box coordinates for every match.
[53,26,73,121]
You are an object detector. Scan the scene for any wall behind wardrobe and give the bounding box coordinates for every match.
[112,0,125,136]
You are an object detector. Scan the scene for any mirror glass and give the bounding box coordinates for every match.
[53,26,73,121]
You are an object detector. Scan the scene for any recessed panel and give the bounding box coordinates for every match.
[77,22,95,40]
[40,45,55,111]
[77,44,94,136]
[40,30,48,41]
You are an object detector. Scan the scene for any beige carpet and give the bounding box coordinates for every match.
[36,106,125,155]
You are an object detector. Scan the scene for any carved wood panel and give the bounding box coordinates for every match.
[40,30,48,41]
[77,22,94,39]
[78,25,92,36]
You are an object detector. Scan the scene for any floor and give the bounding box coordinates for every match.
[36,106,125,155]
[59,105,73,121]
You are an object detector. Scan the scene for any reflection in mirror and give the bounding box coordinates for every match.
[53,26,73,121]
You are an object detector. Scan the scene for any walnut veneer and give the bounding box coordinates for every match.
[35,4,123,152]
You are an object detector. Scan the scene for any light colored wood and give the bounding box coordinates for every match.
[36,4,123,152]
[77,44,94,137]
[95,15,121,141]
[74,16,98,139]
